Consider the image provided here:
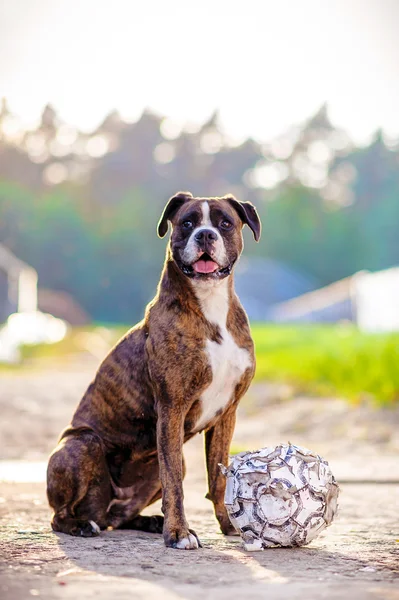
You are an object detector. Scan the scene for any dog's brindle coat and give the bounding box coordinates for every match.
[47,192,261,550]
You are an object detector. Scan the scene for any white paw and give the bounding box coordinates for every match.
[89,520,101,534]
[176,533,199,550]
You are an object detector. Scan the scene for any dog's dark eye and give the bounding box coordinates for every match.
[182,220,193,230]
[220,219,233,230]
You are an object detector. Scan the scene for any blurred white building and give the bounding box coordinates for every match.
[0,243,38,322]
[269,267,399,333]
[353,267,399,333]
[0,244,67,362]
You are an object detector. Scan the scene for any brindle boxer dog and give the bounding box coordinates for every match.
[47,192,261,550]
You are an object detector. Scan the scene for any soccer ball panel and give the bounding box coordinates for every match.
[222,443,339,550]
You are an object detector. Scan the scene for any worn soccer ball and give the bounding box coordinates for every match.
[221,443,339,551]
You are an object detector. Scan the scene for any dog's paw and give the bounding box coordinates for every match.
[147,515,164,534]
[221,525,239,536]
[164,527,202,550]
[70,520,101,537]
[216,511,238,536]
[176,533,199,550]
[115,514,164,533]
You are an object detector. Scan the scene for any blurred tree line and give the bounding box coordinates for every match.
[0,99,398,323]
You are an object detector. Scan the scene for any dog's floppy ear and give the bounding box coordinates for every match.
[225,195,261,241]
[157,191,193,238]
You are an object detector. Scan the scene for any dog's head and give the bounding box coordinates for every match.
[158,192,261,281]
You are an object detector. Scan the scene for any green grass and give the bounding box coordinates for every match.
[252,323,399,406]
[19,327,91,361]
[18,325,127,363]
[5,322,399,406]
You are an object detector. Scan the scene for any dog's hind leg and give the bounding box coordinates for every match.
[47,431,111,537]
[117,511,164,533]
[108,456,188,532]
[107,455,188,532]
[106,457,162,529]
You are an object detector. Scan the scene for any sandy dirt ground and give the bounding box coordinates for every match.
[0,356,398,599]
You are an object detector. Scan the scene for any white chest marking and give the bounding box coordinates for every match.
[194,279,251,431]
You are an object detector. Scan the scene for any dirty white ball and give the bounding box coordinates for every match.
[221,443,339,551]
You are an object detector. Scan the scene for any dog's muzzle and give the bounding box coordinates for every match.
[178,253,236,279]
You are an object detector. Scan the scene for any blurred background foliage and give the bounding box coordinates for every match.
[1,99,399,324]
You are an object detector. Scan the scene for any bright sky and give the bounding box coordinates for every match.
[1,0,399,144]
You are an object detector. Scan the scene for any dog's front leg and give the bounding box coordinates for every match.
[157,405,201,549]
[205,408,238,535]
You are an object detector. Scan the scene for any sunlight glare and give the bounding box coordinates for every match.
[43,162,68,185]
[246,161,289,190]
[86,135,109,158]
[160,118,183,141]
[153,142,175,164]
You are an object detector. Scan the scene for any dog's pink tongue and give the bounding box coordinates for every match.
[193,259,219,274]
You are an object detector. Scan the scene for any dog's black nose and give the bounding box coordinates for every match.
[194,229,217,243]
